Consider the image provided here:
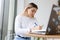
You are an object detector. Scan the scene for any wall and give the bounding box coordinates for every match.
[17,0,24,15]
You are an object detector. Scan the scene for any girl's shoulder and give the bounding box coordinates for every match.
[15,15,22,21]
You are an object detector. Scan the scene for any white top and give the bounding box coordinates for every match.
[15,15,39,37]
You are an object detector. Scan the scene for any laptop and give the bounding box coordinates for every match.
[31,5,60,35]
[46,5,60,35]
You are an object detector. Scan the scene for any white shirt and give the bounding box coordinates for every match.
[15,15,39,37]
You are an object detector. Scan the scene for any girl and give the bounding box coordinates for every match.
[14,3,42,40]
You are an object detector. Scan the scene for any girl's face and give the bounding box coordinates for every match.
[27,7,37,18]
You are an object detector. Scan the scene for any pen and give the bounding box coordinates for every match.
[34,22,38,27]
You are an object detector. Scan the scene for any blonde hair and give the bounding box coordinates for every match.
[22,3,38,17]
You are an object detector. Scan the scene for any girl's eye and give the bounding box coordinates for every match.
[32,10,36,12]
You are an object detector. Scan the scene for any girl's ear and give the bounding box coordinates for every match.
[24,6,28,12]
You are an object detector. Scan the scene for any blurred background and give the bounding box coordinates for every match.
[0,0,59,40]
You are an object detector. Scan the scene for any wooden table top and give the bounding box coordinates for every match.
[25,33,60,38]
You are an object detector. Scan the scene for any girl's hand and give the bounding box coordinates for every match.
[31,26,42,30]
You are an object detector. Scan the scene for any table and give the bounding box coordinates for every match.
[25,33,60,40]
